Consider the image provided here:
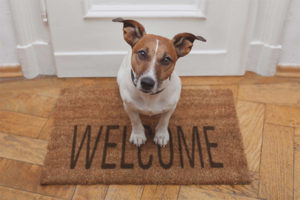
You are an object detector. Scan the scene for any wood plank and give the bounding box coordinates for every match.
[0,110,47,138]
[239,71,300,85]
[0,65,23,78]
[296,128,300,136]
[39,115,55,140]
[0,158,75,199]
[141,185,180,200]
[72,185,108,200]
[276,66,300,78]
[104,185,144,200]
[266,104,300,128]
[0,92,57,118]
[0,185,62,200]
[238,82,300,106]
[180,76,242,86]
[178,186,257,200]
[0,81,63,98]
[237,101,264,172]
[0,76,64,92]
[63,77,116,88]
[294,130,300,200]
[0,132,48,165]
[27,87,62,98]
[258,124,294,200]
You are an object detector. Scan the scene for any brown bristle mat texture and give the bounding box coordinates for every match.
[40,84,250,185]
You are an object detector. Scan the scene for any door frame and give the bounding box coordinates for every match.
[9,0,291,78]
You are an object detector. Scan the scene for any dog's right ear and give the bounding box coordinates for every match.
[113,18,146,47]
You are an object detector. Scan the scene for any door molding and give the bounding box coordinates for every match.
[54,49,227,77]
[84,0,207,18]
[9,0,55,78]
[9,0,291,78]
[245,0,292,76]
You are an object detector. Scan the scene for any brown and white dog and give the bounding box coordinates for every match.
[113,18,206,147]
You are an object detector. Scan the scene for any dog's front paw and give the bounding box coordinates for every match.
[129,132,147,147]
[154,130,169,147]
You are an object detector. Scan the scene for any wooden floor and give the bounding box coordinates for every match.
[0,72,299,200]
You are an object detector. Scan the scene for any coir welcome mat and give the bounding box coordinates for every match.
[40,84,250,185]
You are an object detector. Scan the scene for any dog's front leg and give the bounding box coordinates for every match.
[154,106,176,147]
[123,103,146,147]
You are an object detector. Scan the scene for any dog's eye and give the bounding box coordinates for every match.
[161,57,171,65]
[137,50,147,60]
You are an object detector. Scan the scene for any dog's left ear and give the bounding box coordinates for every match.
[172,33,206,58]
[113,17,146,47]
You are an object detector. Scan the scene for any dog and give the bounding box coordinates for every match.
[113,18,206,147]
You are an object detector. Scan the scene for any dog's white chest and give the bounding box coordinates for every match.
[130,94,175,116]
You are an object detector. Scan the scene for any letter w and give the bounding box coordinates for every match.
[70,125,103,169]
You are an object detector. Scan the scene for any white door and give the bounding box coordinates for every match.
[46,0,251,77]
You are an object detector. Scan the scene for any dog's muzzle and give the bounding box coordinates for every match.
[130,69,167,95]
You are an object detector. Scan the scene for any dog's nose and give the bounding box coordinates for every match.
[141,77,155,90]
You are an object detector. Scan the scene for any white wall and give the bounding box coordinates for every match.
[0,0,298,70]
[279,0,300,67]
[0,0,19,67]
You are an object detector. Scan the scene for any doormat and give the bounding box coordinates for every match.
[40,84,250,185]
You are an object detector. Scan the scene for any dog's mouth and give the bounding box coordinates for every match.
[140,88,153,94]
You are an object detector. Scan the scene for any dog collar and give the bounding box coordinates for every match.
[130,69,170,95]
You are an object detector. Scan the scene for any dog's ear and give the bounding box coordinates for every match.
[113,18,146,47]
[172,33,206,58]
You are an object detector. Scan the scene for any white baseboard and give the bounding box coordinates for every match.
[16,41,56,78]
[54,50,235,77]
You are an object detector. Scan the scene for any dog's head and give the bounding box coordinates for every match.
[113,18,206,94]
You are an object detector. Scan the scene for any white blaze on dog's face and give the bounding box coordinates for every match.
[113,18,206,94]
[131,34,178,93]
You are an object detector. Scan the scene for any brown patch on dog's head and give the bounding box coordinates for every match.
[131,34,178,81]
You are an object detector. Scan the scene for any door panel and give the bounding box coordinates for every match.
[46,0,251,77]
[84,0,206,18]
